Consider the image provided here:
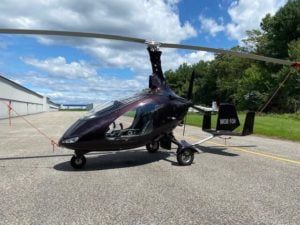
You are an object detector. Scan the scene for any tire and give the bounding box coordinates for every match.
[177,148,194,166]
[70,155,86,169]
[146,141,159,153]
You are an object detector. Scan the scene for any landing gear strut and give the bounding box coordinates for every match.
[169,134,195,166]
[70,154,86,169]
[146,141,159,153]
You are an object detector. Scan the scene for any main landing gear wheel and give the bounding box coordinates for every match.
[146,141,159,153]
[177,148,194,166]
[70,155,86,169]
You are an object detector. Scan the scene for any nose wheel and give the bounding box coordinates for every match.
[176,148,194,166]
[70,154,86,169]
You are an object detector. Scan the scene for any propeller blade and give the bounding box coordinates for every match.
[0,28,295,66]
[0,28,146,44]
[187,70,195,100]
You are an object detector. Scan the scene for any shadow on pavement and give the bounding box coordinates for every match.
[163,145,240,166]
[196,145,239,157]
[54,150,171,171]
[0,152,107,161]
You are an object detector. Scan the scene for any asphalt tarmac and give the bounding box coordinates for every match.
[0,112,299,225]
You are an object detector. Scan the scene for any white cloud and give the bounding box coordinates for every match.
[162,50,214,70]
[199,15,225,37]
[198,0,287,42]
[0,0,215,103]
[225,0,287,41]
[0,0,196,43]
[22,56,98,79]
[19,57,147,103]
[0,0,198,73]
[18,51,214,103]
[15,72,146,103]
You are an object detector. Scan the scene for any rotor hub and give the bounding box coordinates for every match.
[145,40,161,51]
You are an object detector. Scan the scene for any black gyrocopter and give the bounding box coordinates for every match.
[0,29,298,169]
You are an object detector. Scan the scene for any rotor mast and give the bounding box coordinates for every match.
[146,41,166,89]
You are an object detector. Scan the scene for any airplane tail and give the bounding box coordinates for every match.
[242,111,255,135]
[202,103,255,136]
[216,103,240,131]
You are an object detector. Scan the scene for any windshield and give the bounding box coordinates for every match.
[83,100,122,119]
[82,94,147,119]
[82,94,149,119]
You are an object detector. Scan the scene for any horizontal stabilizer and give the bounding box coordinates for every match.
[191,102,218,113]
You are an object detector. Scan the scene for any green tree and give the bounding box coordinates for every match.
[165,0,300,112]
[260,0,300,59]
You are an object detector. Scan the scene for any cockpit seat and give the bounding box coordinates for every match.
[130,104,155,134]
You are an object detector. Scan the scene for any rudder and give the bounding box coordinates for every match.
[242,111,255,136]
[216,103,240,131]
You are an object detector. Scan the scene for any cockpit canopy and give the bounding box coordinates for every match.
[83,101,122,119]
[83,94,148,119]
[82,94,160,138]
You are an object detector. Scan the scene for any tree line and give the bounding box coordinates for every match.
[165,0,300,112]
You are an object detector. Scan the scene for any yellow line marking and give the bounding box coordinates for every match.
[184,135,300,165]
[208,140,300,165]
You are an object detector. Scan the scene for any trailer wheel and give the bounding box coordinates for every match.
[70,155,86,169]
[177,148,194,166]
[146,141,159,153]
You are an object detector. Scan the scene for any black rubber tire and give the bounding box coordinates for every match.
[146,141,159,153]
[70,155,86,169]
[177,148,194,166]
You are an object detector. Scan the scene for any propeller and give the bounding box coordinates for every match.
[183,70,196,136]
[187,70,195,100]
[0,28,297,67]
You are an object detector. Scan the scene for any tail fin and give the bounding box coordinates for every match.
[202,103,255,136]
[216,103,240,131]
[242,111,255,135]
[202,112,212,130]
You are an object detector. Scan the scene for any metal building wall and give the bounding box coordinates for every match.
[48,100,60,112]
[0,75,58,119]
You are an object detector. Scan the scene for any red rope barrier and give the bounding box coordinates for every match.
[258,70,294,113]
[2,101,58,151]
[8,100,12,127]
[292,62,300,69]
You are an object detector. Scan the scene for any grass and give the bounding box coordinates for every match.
[185,112,300,142]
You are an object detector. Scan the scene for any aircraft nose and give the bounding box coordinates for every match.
[59,136,79,147]
[58,119,85,147]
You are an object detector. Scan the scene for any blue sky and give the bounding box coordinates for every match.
[0,0,287,103]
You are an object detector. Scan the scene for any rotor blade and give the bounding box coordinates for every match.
[0,28,146,44]
[0,28,294,66]
[160,43,293,66]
